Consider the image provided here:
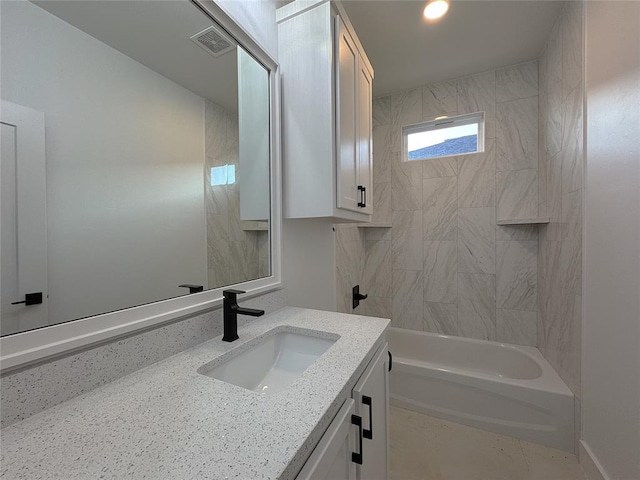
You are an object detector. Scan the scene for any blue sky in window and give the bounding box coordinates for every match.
[211,165,236,186]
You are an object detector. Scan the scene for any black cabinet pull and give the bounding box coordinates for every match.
[362,395,373,440]
[362,186,366,208]
[357,185,365,208]
[351,414,363,465]
[388,351,393,372]
[11,292,43,306]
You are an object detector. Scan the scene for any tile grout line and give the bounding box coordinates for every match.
[518,438,534,471]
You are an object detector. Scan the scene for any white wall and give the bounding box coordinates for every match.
[1,1,207,325]
[217,0,278,59]
[583,1,640,478]
[283,219,336,311]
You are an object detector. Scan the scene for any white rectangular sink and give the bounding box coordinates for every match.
[199,331,337,394]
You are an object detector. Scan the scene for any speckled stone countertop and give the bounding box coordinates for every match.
[1,307,389,479]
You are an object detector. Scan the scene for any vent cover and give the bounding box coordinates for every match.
[190,25,235,58]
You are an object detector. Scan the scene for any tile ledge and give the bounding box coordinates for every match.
[497,217,550,225]
[357,223,392,228]
[240,220,269,231]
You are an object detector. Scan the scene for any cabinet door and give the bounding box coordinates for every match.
[296,398,358,480]
[353,343,389,480]
[335,16,360,213]
[237,47,270,221]
[356,56,373,215]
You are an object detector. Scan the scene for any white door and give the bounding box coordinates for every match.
[296,398,358,480]
[353,343,389,480]
[1,100,48,335]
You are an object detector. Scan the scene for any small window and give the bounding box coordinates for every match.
[403,112,485,162]
[211,164,236,186]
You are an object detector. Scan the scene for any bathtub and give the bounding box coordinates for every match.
[387,327,574,452]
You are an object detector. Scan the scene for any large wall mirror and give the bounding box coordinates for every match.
[1,0,274,340]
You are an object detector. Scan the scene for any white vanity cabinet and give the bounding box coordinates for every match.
[353,342,389,479]
[296,399,358,480]
[277,0,374,222]
[297,342,389,480]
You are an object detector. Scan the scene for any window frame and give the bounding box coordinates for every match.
[402,111,485,162]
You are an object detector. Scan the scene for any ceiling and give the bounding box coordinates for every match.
[341,0,566,97]
[34,0,240,113]
[35,1,566,106]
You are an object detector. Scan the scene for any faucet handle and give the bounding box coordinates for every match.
[179,284,204,294]
[223,289,246,296]
[223,290,246,307]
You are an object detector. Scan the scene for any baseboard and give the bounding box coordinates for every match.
[580,441,609,480]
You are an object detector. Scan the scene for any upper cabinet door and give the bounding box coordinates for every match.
[357,56,373,215]
[238,47,270,222]
[336,16,360,213]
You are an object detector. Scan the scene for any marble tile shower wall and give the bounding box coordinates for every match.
[362,61,540,346]
[205,100,269,288]
[537,0,583,397]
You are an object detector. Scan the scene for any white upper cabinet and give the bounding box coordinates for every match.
[278,0,374,222]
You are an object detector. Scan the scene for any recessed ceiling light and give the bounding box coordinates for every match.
[423,0,450,21]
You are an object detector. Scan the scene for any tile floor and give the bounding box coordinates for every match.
[390,406,587,480]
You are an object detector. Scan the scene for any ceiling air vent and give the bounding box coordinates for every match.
[190,25,236,58]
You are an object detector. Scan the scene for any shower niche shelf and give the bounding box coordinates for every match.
[497,217,550,226]
[241,221,269,231]
[357,223,392,228]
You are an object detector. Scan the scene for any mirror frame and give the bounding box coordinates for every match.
[0,0,282,373]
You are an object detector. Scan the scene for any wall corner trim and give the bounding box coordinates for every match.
[579,441,609,480]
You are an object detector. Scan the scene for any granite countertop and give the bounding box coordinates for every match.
[1,307,389,479]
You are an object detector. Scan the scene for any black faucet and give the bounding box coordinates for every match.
[222,289,264,342]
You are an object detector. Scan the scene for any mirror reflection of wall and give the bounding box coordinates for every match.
[0,0,271,337]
